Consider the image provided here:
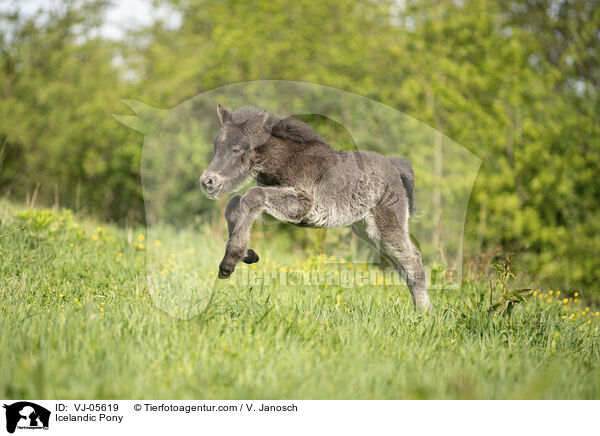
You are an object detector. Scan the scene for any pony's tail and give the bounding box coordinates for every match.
[388,156,418,217]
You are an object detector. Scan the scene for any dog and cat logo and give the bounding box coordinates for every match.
[2,402,50,433]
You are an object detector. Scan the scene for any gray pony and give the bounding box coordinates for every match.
[200,105,430,309]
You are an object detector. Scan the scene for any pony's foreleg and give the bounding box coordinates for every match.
[218,186,311,279]
[224,194,260,265]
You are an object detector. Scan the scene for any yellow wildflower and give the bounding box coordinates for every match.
[70,243,74,247]
[574,292,579,297]
[96,227,103,233]
[92,234,99,241]
[563,298,568,304]
[138,234,145,241]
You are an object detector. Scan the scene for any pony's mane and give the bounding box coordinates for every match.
[232,107,326,145]
[270,116,326,144]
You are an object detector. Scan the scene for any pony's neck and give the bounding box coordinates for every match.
[250,135,337,187]
[251,136,290,179]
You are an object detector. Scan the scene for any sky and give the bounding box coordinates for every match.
[0,0,182,39]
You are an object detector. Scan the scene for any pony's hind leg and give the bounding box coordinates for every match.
[351,220,380,254]
[371,204,431,310]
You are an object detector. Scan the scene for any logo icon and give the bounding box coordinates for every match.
[3,402,50,434]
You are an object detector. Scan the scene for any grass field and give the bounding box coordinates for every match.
[1,200,599,399]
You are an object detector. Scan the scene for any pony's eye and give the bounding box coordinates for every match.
[232,148,241,154]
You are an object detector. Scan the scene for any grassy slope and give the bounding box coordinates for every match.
[1,201,599,399]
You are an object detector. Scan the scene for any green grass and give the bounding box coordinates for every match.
[1,200,599,399]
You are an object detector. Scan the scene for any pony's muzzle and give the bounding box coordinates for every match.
[200,172,222,195]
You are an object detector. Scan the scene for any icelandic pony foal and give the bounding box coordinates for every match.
[200,105,430,309]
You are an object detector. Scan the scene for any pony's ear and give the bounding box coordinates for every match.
[245,110,269,131]
[217,104,232,125]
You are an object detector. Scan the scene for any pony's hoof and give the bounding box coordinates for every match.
[218,268,232,279]
[218,261,235,279]
[243,249,259,264]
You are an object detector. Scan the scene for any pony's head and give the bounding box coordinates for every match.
[200,104,270,199]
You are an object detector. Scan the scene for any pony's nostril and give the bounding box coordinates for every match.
[201,175,217,192]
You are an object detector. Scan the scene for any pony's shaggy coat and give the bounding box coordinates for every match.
[200,105,429,308]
